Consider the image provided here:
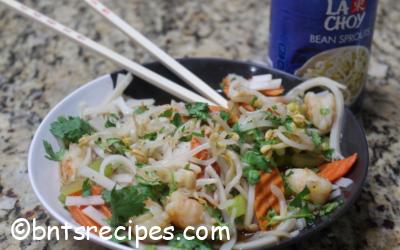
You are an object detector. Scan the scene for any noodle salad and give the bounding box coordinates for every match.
[43,73,358,249]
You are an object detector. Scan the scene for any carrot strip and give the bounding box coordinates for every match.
[209,105,222,112]
[191,137,208,160]
[242,103,255,112]
[318,153,358,182]
[91,185,103,195]
[97,205,112,219]
[260,87,285,96]
[254,169,284,230]
[68,206,100,234]
[222,77,230,97]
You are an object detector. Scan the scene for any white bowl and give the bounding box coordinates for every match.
[28,74,140,250]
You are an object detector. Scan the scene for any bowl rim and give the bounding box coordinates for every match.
[27,57,369,249]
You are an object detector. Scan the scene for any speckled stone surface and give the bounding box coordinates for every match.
[0,0,399,249]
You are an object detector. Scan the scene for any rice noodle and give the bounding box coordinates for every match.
[276,218,297,232]
[249,78,282,90]
[335,177,353,188]
[105,73,132,103]
[271,183,287,216]
[65,195,104,206]
[112,173,133,184]
[296,218,307,231]
[250,74,272,82]
[224,151,242,195]
[189,142,210,156]
[239,120,274,131]
[285,77,345,159]
[244,185,255,227]
[80,147,92,168]
[79,166,117,190]
[190,156,217,166]
[221,209,237,250]
[114,97,132,115]
[329,188,342,200]
[234,235,279,249]
[196,178,218,186]
[100,155,136,176]
[276,129,314,151]
[82,206,109,226]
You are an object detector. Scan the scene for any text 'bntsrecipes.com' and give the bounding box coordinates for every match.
[11,218,230,247]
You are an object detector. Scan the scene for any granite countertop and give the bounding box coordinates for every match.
[0,0,399,249]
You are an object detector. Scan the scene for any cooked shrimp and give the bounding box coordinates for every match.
[129,200,170,238]
[174,169,196,190]
[285,168,332,205]
[153,168,196,189]
[60,158,75,184]
[304,91,335,134]
[165,190,208,229]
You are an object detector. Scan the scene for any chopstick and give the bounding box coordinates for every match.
[83,0,228,108]
[0,0,216,106]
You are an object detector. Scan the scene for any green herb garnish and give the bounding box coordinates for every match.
[219,111,230,121]
[104,113,119,128]
[320,107,331,116]
[185,102,209,121]
[50,116,94,146]
[143,132,158,141]
[43,140,65,161]
[82,178,92,197]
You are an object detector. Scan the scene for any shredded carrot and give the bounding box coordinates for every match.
[242,103,255,112]
[222,77,230,97]
[70,191,82,196]
[191,136,208,160]
[318,153,358,182]
[254,169,284,230]
[97,205,112,219]
[209,105,222,112]
[68,206,100,234]
[91,185,103,195]
[260,87,285,96]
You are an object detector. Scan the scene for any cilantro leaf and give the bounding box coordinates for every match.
[135,182,169,202]
[172,113,183,127]
[105,113,119,128]
[311,131,322,147]
[108,186,149,227]
[283,117,294,131]
[323,148,334,160]
[143,132,158,141]
[241,151,272,172]
[219,111,230,121]
[185,102,209,121]
[82,178,92,197]
[106,138,130,155]
[159,109,173,118]
[169,233,212,250]
[102,189,111,203]
[289,186,310,208]
[50,116,94,145]
[179,134,192,142]
[264,207,314,225]
[243,167,260,185]
[204,204,224,225]
[43,140,65,162]
[319,201,340,216]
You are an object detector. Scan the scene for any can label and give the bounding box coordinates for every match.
[268,0,378,104]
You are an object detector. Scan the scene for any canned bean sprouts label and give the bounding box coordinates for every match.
[268,0,378,105]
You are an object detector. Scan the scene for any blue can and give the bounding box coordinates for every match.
[268,0,378,106]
